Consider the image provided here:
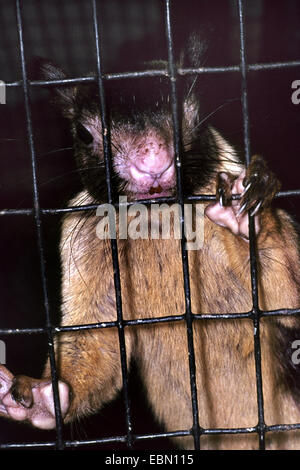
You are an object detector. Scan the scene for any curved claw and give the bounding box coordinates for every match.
[210,156,280,239]
[241,181,252,197]
[0,366,70,429]
[250,200,262,217]
[11,376,33,408]
[216,172,235,207]
[219,191,224,207]
[237,156,281,218]
[236,201,249,217]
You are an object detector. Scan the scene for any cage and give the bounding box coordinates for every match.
[1,0,300,451]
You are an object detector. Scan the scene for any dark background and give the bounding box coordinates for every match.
[0,0,300,450]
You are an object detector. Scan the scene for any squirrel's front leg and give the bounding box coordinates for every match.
[205,155,281,239]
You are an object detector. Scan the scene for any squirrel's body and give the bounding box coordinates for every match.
[1,50,300,449]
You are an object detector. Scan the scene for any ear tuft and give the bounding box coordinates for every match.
[183,94,200,131]
[30,57,76,119]
[186,32,208,68]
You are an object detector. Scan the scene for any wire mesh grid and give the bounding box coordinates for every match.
[1,0,300,450]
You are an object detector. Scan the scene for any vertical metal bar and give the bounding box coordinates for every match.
[15,0,64,450]
[164,0,201,450]
[91,0,133,448]
[238,0,265,449]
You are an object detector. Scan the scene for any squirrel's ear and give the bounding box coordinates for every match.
[31,57,76,119]
[183,93,200,132]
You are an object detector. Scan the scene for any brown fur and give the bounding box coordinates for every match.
[40,151,300,449]
[1,55,299,451]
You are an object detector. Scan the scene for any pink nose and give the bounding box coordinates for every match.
[135,140,171,176]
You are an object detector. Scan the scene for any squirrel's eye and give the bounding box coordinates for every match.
[76,122,93,145]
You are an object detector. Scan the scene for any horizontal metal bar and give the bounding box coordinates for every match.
[6,77,95,88]
[179,66,240,75]
[0,435,126,450]
[0,327,45,335]
[0,429,191,450]
[249,60,300,71]
[275,190,300,198]
[193,312,252,320]
[180,61,300,75]
[2,420,300,450]
[125,314,185,326]
[266,423,300,433]
[6,71,168,88]
[0,208,33,216]
[1,190,300,217]
[1,307,300,337]
[260,307,300,318]
[134,429,192,442]
[0,441,56,450]
[5,59,300,88]
[0,315,186,336]
[197,307,300,320]
[201,426,257,435]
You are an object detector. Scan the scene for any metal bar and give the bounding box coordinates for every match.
[0,428,191,450]
[3,305,300,338]
[1,0,299,452]
[249,60,300,71]
[3,188,300,218]
[238,0,265,450]
[164,0,201,450]
[2,419,300,451]
[91,0,133,449]
[15,0,65,450]
[5,58,300,89]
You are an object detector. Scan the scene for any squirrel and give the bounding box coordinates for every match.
[1,47,300,449]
